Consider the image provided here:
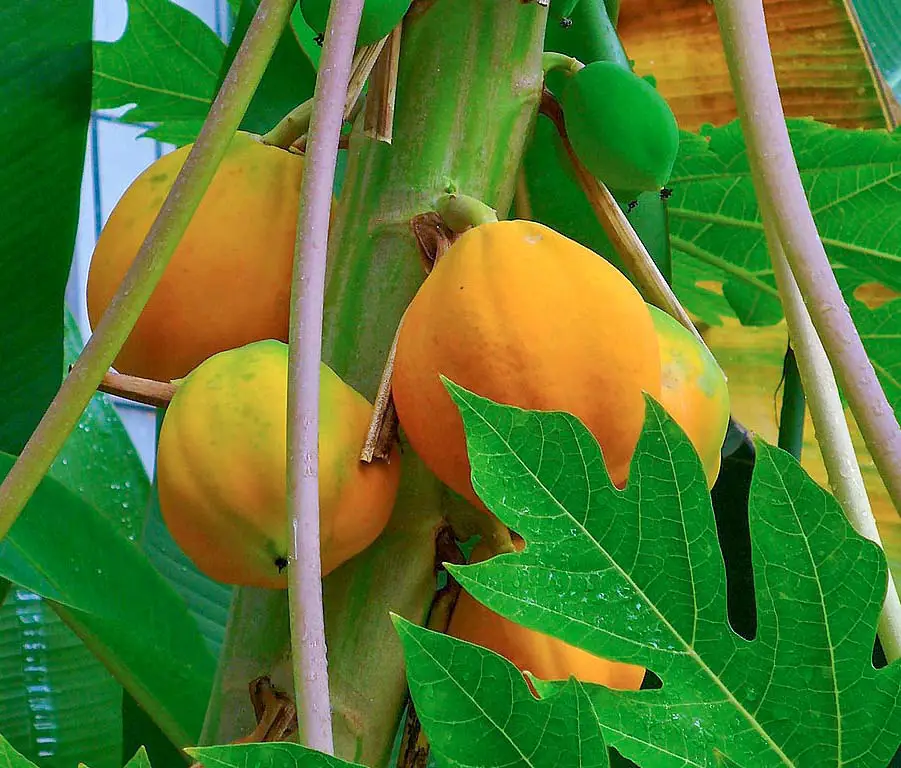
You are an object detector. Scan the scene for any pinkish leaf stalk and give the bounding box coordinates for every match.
[764,213,901,662]
[286,0,365,754]
[0,0,296,541]
[713,0,901,516]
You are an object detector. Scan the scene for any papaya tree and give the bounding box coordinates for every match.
[0,0,900,767]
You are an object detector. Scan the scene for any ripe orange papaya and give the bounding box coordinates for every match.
[649,305,730,488]
[448,540,646,690]
[156,340,401,588]
[87,132,303,382]
[391,220,662,509]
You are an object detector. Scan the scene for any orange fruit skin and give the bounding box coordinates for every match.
[648,305,730,488]
[156,340,401,589]
[448,541,646,690]
[392,220,662,508]
[87,132,303,382]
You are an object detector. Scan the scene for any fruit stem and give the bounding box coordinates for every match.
[435,193,499,232]
[776,345,805,461]
[541,51,584,76]
[97,371,176,409]
[286,0,366,754]
[539,90,706,348]
[262,99,314,148]
[0,0,296,544]
[714,0,901,520]
[569,0,630,69]
[764,216,901,662]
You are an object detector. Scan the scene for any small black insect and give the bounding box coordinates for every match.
[660,186,673,200]
[275,555,290,573]
[314,33,324,46]
[626,199,639,213]
[559,17,573,28]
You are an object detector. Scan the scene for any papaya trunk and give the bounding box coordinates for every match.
[203,3,547,765]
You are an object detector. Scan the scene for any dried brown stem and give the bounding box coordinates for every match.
[189,677,298,767]
[363,24,403,143]
[346,38,390,118]
[97,371,176,409]
[359,213,459,464]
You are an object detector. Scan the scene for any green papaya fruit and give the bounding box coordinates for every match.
[300,0,412,47]
[560,60,679,197]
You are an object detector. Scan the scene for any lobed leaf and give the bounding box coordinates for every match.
[0,453,216,748]
[395,616,608,768]
[439,380,901,767]
[187,742,364,767]
[92,0,226,145]
[670,119,901,327]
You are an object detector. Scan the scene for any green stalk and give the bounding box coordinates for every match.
[0,0,296,541]
[194,5,548,764]
[286,0,365,753]
[776,345,805,461]
[714,0,901,516]
[716,0,901,659]
[570,0,628,67]
[320,2,547,762]
[765,221,901,662]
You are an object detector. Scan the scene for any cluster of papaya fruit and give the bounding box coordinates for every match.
[85,2,727,696]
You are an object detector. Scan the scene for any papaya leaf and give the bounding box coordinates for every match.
[395,615,609,768]
[845,0,901,102]
[669,119,901,327]
[56,311,150,537]
[187,743,364,767]
[441,380,901,767]
[122,747,153,768]
[0,453,216,748]
[92,0,226,145]
[0,735,39,768]
[0,0,91,455]
[0,314,152,768]
[839,282,900,417]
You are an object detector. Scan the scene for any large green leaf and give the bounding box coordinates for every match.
[0,591,121,768]
[0,453,215,749]
[838,276,901,419]
[0,0,91,454]
[670,119,901,327]
[396,616,609,767]
[0,735,42,768]
[0,736,152,768]
[851,0,901,100]
[441,381,901,767]
[92,0,226,145]
[0,313,155,768]
[188,743,363,767]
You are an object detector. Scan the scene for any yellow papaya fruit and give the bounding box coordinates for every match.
[156,340,401,588]
[448,540,646,690]
[392,220,662,509]
[648,305,730,488]
[87,132,303,382]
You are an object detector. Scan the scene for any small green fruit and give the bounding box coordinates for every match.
[561,61,679,196]
[300,0,412,47]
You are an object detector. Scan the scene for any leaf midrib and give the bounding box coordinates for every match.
[460,400,796,766]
